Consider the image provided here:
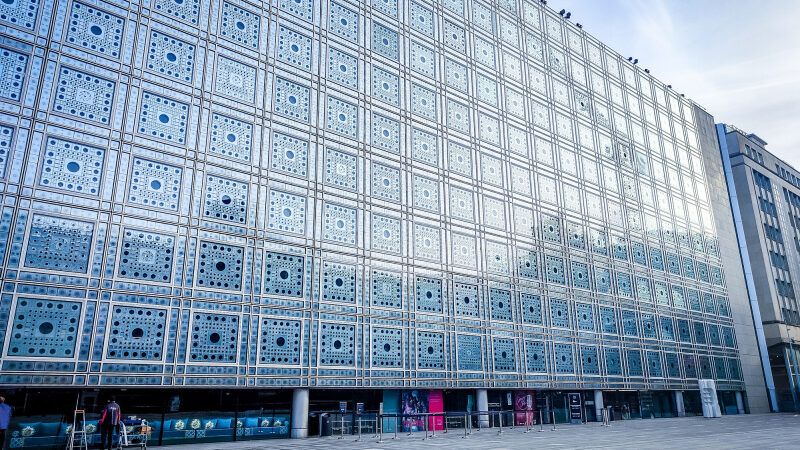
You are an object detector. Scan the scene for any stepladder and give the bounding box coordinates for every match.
[67,409,88,450]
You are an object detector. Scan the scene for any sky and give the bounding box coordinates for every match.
[553,0,800,168]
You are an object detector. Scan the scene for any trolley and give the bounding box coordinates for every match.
[117,418,149,449]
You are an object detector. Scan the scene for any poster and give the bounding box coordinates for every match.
[428,390,443,430]
[514,390,536,425]
[401,390,428,432]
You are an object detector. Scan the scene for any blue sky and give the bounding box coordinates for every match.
[553,0,800,168]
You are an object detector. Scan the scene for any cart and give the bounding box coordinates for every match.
[117,419,149,449]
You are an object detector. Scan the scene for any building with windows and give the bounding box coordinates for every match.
[0,0,770,445]
[717,124,800,412]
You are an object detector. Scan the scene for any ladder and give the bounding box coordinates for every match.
[66,409,88,450]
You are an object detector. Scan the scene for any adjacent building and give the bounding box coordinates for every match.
[0,0,771,445]
[717,124,800,411]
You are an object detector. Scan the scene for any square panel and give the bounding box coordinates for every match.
[525,340,547,373]
[7,298,81,357]
[517,250,539,280]
[324,148,357,190]
[409,1,433,36]
[263,251,304,297]
[443,20,466,53]
[138,92,189,144]
[329,1,358,42]
[277,25,312,71]
[448,141,472,176]
[220,1,260,49]
[545,255,565,285]
[203,175,248,224]
[372,113,400,152]
[415,276,442,313]
[154,0,200,24]
[326,96,358,138]
[196,241,244,291]
[412,174,439,212]
[372,22,398,60]
[128,157,182,211]
[449,186,474,221]
[373,0,396,17]
[520,293,542,325]
[483,196,506,230]
[66,2,125,58]
[410,41,435,78]
[410,83,436,120]
[328,47,358,89]
[446,99,470,134]
[371,214,400,254]
[553,343,574,374]
[321,261,356,303]
[492,338,515,372]
[260,318,301,364]
[412,127,437,165]
[445,58,468,92]
[576,303,594,331]
[53,67,115,124]
[25,214,93,273]
[322,202,357,245]
[550,298,570,328]
[118,228,175,282]
[452,233,476,268]
[371,270,401,308]
[605,348,622,376]
[319,322,355,366]
[267,189,307,235]
[147,30,195,83]
[189,312,239,362]
[489,288,512,322]
[107,306,167,360]
[271,132,308,177]
[371,162,400,202]
[215,56,256,103]
[372,66,399,105]
[372,327,402,367]
[39,136,104,196]
[457,334,482,371]
[0,125,12,176]
[209,113,252,162]
[581,346,600,375]
[416,331,444,369]
[0,0,39,30]
[485,241,509,275]
[274,77,311,122]
[454,282,479,318]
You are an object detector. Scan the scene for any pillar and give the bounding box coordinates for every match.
[290,388,309,438]
[476,389,489,428]
[735,391,745,415]
[594,390,604,422]
[674,391,685,417]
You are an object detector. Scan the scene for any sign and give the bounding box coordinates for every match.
[379,402,383,415]
[356,402,364,415]
[506,392,512,406]
[526,394,532,409]
[339,401,347,413]
[569,393,582,423]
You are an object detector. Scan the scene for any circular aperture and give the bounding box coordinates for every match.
[209,332,221,343]
[66,161,81,172]
[131,328,144,339]
[276,337,286,347]
[215,261,226,271]
[90,25,102,36]
[38,322,54,335]
[334,340,342,349]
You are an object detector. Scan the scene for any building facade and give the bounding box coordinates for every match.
[0,0,770,445]
[718,124,800,411]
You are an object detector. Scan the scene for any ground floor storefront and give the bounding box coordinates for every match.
[0,387,748,448]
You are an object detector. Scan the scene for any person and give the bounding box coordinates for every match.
[98,399,121,450]
[0,397,12,449]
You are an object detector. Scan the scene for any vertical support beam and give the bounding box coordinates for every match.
[674,391,685,417]
[594,390,604,422]
[291,388,309,438]
[735,391,745,414]
[476,389,489,428]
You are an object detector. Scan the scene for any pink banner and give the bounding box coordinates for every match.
[428,390,444,430]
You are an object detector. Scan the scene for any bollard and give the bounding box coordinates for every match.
[538,410,544,432]
[355,415,362,441]
[338,414,345,439]
[498,411,503,435]
[393,416,398,440]
[463,414,469,439]
[431,414,436,439]
[551,411,556,431]
[423,415,428,441]
[525,411,532,433]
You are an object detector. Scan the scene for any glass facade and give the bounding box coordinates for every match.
[0,0,744,397]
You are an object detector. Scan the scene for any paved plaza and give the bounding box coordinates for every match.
[151,413,800,449]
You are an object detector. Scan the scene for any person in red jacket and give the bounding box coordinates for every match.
[98,399,121,450]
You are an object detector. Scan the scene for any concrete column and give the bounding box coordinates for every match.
[735,391,745,415]
[594,390,604,421]
[674,391,685,417]
[476,389,489,428]
[290,388,309,438]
